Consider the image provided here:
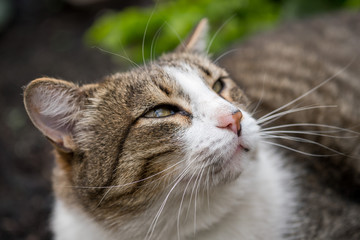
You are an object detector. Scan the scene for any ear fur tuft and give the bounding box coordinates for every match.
[24,78,83,152]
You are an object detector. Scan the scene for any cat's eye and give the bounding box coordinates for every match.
[212,78,225,94]
[144,106,178,118]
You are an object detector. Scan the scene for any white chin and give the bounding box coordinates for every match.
[210,151,249,185]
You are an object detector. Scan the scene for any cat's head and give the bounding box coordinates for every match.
[24,19,261,225]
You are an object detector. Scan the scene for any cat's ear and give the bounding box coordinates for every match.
[24,78,84,152]
[176,18,209,53]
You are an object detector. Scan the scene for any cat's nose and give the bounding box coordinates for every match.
[216,110,243,136]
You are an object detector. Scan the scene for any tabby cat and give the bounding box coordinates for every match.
[23,12,360,240]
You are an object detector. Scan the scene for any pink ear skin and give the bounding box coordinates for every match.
[23,78,81,153]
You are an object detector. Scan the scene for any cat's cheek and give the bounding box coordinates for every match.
[239,111,261,152]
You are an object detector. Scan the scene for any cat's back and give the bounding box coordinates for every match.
[220,11,360,239]
[220,12,360,130]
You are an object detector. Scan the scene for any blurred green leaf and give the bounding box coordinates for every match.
[85,0,360,65]
[345,0,360,7]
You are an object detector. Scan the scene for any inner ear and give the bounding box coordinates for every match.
[24,78,84,152]
[176,18,209,53]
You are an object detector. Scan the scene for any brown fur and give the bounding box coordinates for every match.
[23,12,360,239]
[219,11,360,239]
[24,49,250,232]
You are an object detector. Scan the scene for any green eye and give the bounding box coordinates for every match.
[212,78,224,93]
[144,106,177,118]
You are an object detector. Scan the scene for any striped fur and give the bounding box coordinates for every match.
[23,12,360,240]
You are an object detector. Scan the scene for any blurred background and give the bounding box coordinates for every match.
[0,0,359,239]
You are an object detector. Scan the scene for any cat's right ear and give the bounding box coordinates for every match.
[24,78,83,153]
[176,18,209,53]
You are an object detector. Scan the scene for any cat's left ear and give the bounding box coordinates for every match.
[23,78,84,152]
[176,18,209,53]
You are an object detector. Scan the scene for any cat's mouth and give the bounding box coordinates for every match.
[238,130,252,153]
[236,135,251,153]
[241,144,250,153]
[233,142,251,159]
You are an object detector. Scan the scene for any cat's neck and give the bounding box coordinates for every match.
[52,144,296,240]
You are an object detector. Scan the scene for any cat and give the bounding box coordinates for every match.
[218,11,360,239]
[23,12,360,240]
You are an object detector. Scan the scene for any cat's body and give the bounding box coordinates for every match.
[220,12,360,239]
[24,12,360,240]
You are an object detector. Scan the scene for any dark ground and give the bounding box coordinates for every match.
[0,1,150,239]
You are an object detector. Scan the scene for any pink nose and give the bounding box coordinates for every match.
[216,110,243,136]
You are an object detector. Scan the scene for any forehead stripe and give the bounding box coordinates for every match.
[158,84,171,96]
[195,64,212,77]
[163,65,216,100]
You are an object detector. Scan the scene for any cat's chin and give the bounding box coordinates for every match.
[207,145,253,186]
[177,147,247,188]
[212,146,244,172]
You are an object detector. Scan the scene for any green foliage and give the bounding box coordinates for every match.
[281,0,360,19]
[345,0,360,8]
[85,0,360,64]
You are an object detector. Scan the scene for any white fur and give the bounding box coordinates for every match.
[52,64,296,240]
[165,64,261,178]
[52,200,113,240]
[53,145,294,240]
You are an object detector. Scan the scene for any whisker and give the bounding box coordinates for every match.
[257,105,337,125]
[213,48,241,63]
[192,161,207,236]
[150,22,166,64]
[206,14,236,54]
[72,158,187,190]
[258,56,357,123]
[261,140,336,157]
[142,7,158,72]
[261,134,345,156]
[92,46,140,68]
[250,75,267,116]
[185,164,202,222]
[261,123,360,134]
[96,159,186,207]
[147,171,187,240]
[164,21,185,48]
[177,164,199,240]
[206,167,211,213]
[261,130,358,139]
[146,157,198,240]
[96,187,112,208]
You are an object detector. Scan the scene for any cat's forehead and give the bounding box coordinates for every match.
[158,52,225,76]
[110,64,186,98]
[104,53,224,98]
